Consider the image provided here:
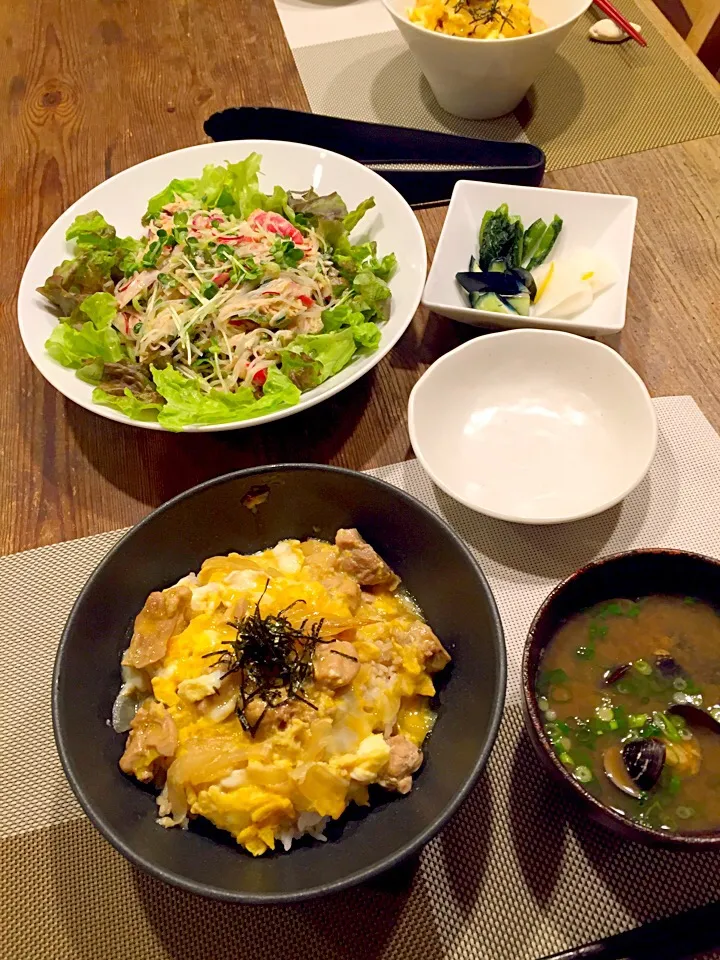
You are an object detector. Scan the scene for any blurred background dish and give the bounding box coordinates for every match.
[382,0,594,119]
[53,464,506,902]
[522,549,720,848]
[408,329,657,524]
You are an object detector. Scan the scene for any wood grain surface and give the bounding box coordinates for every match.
[1,0,719,556]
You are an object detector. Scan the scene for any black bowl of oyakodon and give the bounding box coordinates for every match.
[52,464,505,902]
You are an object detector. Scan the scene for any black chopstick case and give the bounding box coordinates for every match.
[204,107,545,205]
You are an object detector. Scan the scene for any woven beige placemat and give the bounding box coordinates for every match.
[288,1,720,172]
[3,395,720,960]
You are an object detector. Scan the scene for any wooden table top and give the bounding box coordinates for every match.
[1,0,719,556]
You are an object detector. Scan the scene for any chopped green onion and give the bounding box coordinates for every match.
[544,709,557,722]
[596,706,614,722]
[667,773,682,795]
[537,696,549,712]
[142,239,163,267]
[633,659,652,676]
[673,677,687,691]
[596,602,623,618]
[575,645,595,660]
[676,806,695,820]
[199,281,219,300]
[270,237,304,268]
[573,765,593,784]
[629,713,648,729]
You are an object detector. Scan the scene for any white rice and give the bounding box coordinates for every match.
[277,812,330,851]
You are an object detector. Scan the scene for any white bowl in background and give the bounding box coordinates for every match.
[408,329,656,524]
[19,140,426,432]
[423,179,637,336]
[382,0,593,119]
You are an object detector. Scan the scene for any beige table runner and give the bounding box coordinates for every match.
[3,395,720,960]
[274,0,720,172]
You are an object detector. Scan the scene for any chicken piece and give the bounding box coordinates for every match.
[313,640,360,689]
[243,694,313,736]
[393,620,451,673]
[335,529,400,590]
[378,734,423,794]
[321,573,362,614]
[119,700,178,783]
[300,539,339,575]
[122,585,192,669]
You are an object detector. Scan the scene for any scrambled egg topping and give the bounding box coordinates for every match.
[116,531,450,856]
[409,0,544,39]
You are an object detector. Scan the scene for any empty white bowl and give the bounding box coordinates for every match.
[408,330,657,524]
[382,0,593,119]
[423,179,638,336]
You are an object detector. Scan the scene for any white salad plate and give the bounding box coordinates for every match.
[18,140,427,432]
[422,180,637,336]
[408,329,657,525]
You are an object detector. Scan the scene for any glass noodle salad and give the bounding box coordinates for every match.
[38,154,396,430]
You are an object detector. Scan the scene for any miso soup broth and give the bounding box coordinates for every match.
[536,596,720,833]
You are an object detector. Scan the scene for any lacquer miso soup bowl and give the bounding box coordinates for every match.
[53,464,506,902]
[522,549,720,848]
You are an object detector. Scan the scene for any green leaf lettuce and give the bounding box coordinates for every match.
[150,365,301,431]
[92,387,164,422]
[280,329,356,387]
[44,293,122,368]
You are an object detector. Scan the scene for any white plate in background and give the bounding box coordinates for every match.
[422,179,637,336]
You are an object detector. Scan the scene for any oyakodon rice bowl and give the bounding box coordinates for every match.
[114,529,451,857]
[53,464,505,902]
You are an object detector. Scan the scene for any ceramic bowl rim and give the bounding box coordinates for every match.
[408,329,658,525]
[52,462,508,902]
[522,547,720,848]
